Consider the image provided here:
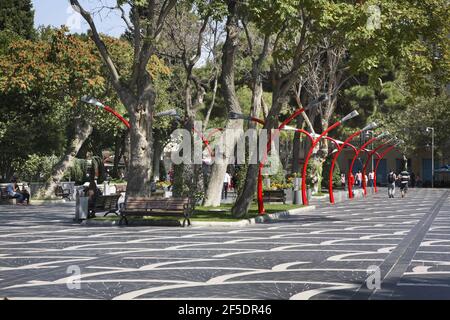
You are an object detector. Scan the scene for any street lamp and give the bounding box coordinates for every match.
[81,96,130,129]
[229,94,328,214]
[362,137,394,194]
[328,121,377,204]
[373,139,403,186]
[348,131,389,199]
[301,110,360,206]
[155,109,179,118]
[426,127,435,188]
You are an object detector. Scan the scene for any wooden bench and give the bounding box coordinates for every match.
[0,187,15,205]
[262,190,286,204]
[55,185,72,201]
[120,197,194,227]
[87,194,121,218]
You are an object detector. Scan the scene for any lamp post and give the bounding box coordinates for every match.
[283,127,346,205]
[81,96,130,129]
[229,94,328,214]
[301,110,360,206]
[348,131,388,199]
[373,140,403,184]
[328,122,377,204]
[426,127,435,188]
[362,138,394,194]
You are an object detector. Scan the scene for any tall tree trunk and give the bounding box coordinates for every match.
[204,0,243,207]
[112,129,127,179]
[40,116,93,198]
[291,116,304,174]
[152,137,162,181]
[126,88,155,198]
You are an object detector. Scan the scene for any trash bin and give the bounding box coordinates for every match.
[75,189,89,221]
[293,177,301,205]
[307,189,312,202]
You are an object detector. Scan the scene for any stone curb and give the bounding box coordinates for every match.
[31,200,72,205]
[82,205,316,228]
[82,219,182,227]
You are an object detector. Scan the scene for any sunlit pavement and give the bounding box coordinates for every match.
[0,188,449,300]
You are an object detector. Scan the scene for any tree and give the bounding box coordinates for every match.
[70,0,177,197]
[231,0,356,216]
[0,0,35,39]
[0,28,106,183]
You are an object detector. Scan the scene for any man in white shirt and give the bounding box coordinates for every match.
[368,171,375,188]
[222,172,231,199]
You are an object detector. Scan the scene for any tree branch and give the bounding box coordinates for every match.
[70,0,124,96]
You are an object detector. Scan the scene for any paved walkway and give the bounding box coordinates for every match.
[0,188,449,300]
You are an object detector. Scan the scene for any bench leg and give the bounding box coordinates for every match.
[104,210,112,217]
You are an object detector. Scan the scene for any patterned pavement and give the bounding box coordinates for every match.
[0,188,449,300]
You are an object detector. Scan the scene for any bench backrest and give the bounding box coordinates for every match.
[125,197,190,211]
[0,187,8,199]
[263,190,285,197]
[103,195,120,208]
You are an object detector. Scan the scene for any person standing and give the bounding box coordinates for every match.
[387,170,397,198]
[222,172,231,200]
[341,174,346,190]
[349,172,355,197]
[356,170,363,188]
[399,170,411,198]
[368,170,375,188]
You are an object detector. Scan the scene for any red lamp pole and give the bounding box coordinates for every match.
[103,105,130,129]
[373,141,402,188]
[301,122,342,206]
[257,107,309,214]
[328,131,362,204]
[348,133,387,199]
[328,122,379,204]
[229,95,328,214]
[362,139,393,195]
[300,111,360,206]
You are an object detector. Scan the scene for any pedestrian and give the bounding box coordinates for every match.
[356,170,363,187]
[368,170,375,188]
[349,172,355,197]
[341,174,346,190]
[387,169,397,198]
[222,172,231,199]
[399,170,410,198]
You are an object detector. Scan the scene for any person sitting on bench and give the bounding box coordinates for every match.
[17,182,30,205]
[6,178,25,205]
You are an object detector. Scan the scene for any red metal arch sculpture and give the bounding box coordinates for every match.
[328,130,364,204]
[373,144,400,189]
[348,134,387,199]
[361,140,394,195]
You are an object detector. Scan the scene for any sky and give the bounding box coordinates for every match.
[32,0,128,37]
